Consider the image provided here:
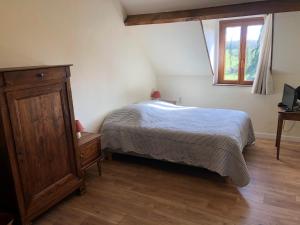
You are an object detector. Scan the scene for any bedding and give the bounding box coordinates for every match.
[101,101,255,187]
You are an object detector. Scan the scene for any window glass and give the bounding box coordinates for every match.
[218,18,264,85]
[245,25,263,81]
[224,26,241,81]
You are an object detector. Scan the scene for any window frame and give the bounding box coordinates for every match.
[218,17,264,85]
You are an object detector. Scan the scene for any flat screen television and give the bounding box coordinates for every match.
[282,84,297,111]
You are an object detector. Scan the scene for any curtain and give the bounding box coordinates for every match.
[252,14,274,95]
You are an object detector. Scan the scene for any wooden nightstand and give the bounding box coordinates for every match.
[78,132,102,176]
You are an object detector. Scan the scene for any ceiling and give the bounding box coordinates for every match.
[119,0,264,15]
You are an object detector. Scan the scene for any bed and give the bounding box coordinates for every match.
[101,101,255,187]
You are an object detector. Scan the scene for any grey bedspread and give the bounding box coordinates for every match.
[101,101,255,187]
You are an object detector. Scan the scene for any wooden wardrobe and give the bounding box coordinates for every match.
[0,65,83,225]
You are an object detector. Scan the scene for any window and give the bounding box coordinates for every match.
[218,18,264,85]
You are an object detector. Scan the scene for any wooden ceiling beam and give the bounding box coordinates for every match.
[125,0,300,26]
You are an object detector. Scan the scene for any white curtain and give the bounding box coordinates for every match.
[252,14,274,95]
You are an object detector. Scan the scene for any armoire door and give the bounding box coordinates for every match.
[6,83,81,218]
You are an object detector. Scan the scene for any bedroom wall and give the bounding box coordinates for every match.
[130,12,300,140]
[0,0,156,131]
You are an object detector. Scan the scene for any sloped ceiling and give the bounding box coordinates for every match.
[128,21,212,77]
[120,0,264,15]
[124,0,263,78]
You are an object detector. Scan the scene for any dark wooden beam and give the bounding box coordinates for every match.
[125,0,300,26]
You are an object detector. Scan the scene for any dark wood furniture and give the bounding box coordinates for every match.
[0,65,83,225]
[0,213,14,225]
[78,132,102,176]
[276,107,300,160]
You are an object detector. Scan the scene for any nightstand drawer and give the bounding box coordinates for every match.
[80,140,101,167]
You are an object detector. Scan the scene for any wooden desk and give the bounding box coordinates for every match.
[276,107,300,160]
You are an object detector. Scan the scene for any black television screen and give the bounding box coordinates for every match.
[282,84,297,111]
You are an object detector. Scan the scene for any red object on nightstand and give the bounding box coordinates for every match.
[75,120,85,139]
[151,91,161,99]
[76,120,84,132]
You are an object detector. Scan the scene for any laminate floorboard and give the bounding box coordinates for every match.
[35,139,300,225]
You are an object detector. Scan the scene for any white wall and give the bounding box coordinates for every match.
[131,12,300,139]
[130,22,212,78]
[0,0,156,132]
[202,19,219,75]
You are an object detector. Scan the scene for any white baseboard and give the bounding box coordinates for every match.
[255,132,300,142]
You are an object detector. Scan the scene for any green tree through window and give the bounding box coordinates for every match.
[218,18,264,85]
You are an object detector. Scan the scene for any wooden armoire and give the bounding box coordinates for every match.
[0,65,83,225]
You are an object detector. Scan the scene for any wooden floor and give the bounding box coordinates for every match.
[35,139,300,225]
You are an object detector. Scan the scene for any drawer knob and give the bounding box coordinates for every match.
[38,73,45,79]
